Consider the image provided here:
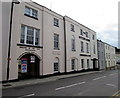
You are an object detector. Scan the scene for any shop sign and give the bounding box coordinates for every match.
[21,58,27,73]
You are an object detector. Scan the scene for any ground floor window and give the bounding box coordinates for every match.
[108,61,110,67]
[54,62,59,72]
[87,59,89,68]
[71,59,75,70]
[54,57,59,72]
[81,59,84,68]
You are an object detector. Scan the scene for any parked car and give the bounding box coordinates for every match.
[116,59,120,70]
[116,59,120,64]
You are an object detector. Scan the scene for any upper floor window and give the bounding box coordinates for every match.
[86,32,88,37]
[25,6,38,19]
[20,25,40,46]
[80,29,83,35]
[81,41,84,52]
[54,34,59,50]
[86,43,89,53]
[54,18,59,27]
[71,36,76,51]
[93,45,96,54]
[92,34,95,40]
[71,24,75,32]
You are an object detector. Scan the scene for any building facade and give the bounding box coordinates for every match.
[97,40,106,70]
[2,1,98,81]
[104,43,116,69]
[64,16,98,72]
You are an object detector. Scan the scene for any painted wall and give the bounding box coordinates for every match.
[2,2,11,81]
[2,1,101,81]
[42,8,65,75]
[64,16,97,72]
[104,44,116,68]
[90,30,98,69]
[0,1,3,82]
[97,40,106,70]
[2,2,43,81]
[64,16,80,72]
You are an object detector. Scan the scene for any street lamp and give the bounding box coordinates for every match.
[7,0,20,81]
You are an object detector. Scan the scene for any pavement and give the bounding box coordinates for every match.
[2,70,103,89]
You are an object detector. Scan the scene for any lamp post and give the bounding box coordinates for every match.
[7,0,20,81]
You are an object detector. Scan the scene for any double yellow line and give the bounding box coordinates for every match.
[110,90,120,98]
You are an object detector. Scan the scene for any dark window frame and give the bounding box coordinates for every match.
[54,33,59,50]
[71,24,75,32]
[54,18,59,27]
[24,6,38,20]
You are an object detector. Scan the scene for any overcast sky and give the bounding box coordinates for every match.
[32,0,118,47]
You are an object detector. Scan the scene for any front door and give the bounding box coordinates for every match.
[18,54,40,79]
[93,59,98,70]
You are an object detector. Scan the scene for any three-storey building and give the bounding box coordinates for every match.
[2,0,98,81]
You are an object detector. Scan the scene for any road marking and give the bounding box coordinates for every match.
[106,84,116,87]
[93,76,106,80]
[55,82,86,91]
[110,90,120,98]
[18,93,35,98]
[109,73,117,76]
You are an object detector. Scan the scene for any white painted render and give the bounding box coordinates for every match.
[2,2,11,81]
[42,7,65,75]
[104,43,116,68]
[64,16,98,72]
[0,1,2,82]
[1,1,105,81]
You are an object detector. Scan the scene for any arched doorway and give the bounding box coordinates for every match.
[18,53,40,79]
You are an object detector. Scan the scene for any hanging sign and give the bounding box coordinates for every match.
[30,56,35,63]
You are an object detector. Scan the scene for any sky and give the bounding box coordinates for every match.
[32,0,118,47]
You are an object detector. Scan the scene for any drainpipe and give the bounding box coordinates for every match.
[41,7,44,76]
[7,0,20,81]
[63,17,67,73]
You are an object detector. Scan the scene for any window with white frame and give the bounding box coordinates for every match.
[93,44,96,54]
[87,59,89,68]
[86,43,89,53]
[71,59,75,70]
[54,62,59,72]
[54,18,59,27]
[86,32,88,37]
[92,34,95,40]
[20,25,40,46]
[71,24,75,32]
[25,6,38,18]
[80,29,83,35]
[54,58,59,72]
[71,36,76,51]
[81,59,84,68]
[81,41,84,52]
[54,34,59,49]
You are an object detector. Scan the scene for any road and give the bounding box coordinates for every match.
[2,70,119,97]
